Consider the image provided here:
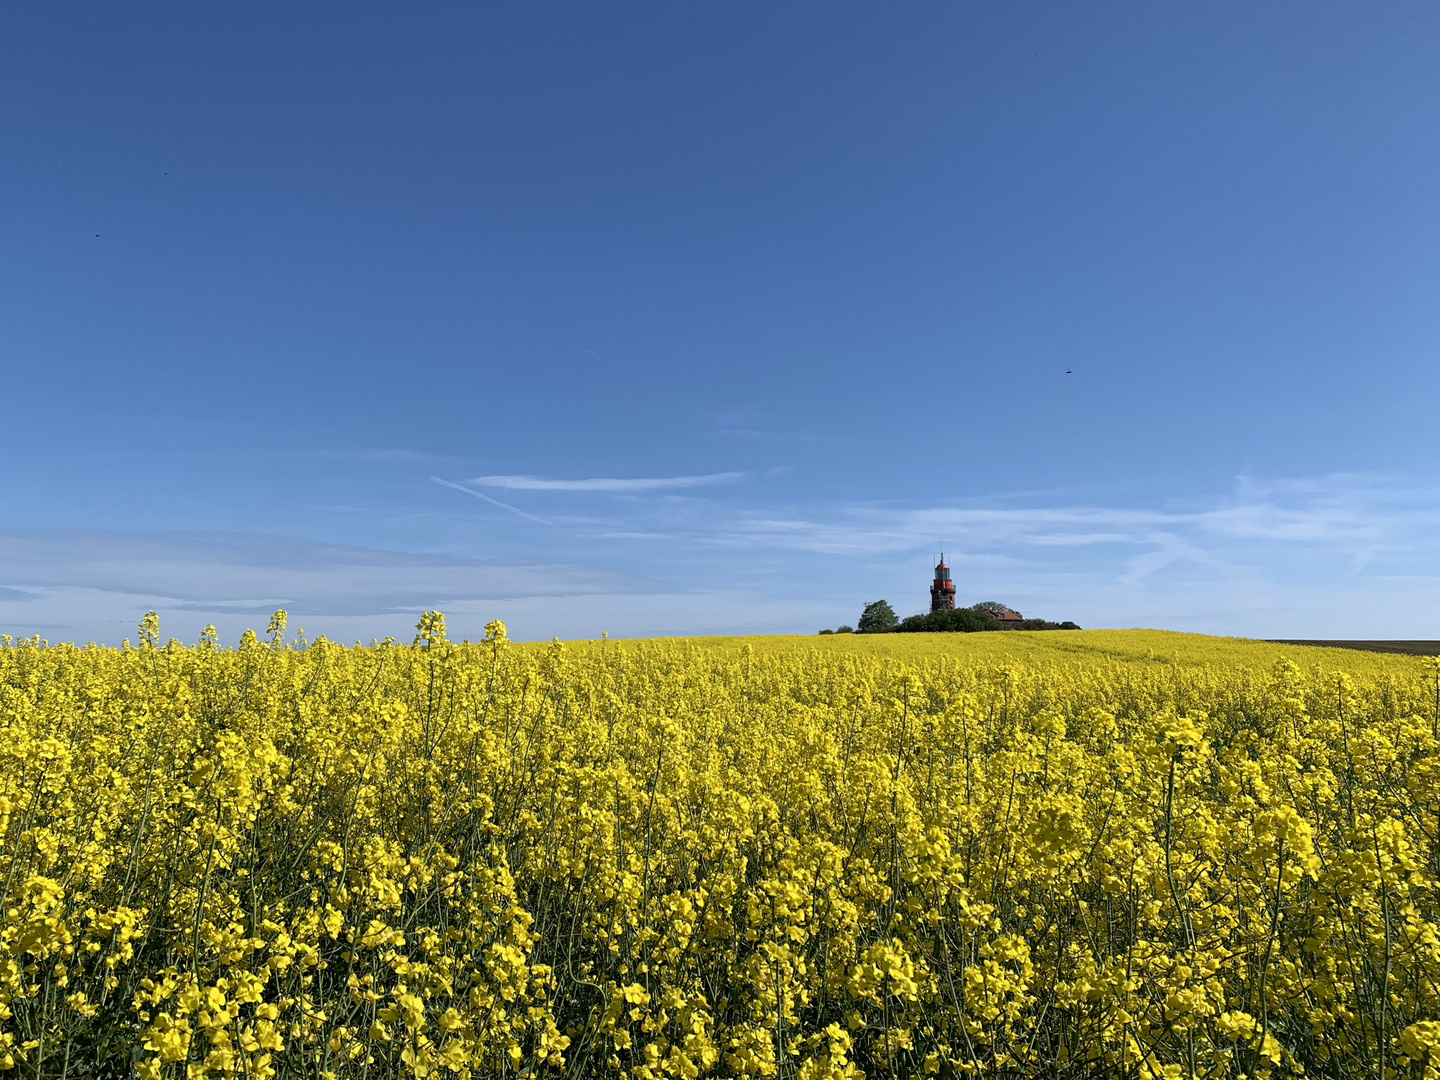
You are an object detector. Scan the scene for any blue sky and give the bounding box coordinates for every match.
[3,2,1439,643]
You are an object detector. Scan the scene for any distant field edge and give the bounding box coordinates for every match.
[1266,639,1440,656]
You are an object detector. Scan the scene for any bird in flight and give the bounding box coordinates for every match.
[1065,369,1072,374]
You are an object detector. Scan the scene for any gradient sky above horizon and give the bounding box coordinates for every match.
[3,1,1439,644]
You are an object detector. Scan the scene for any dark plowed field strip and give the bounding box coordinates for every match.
[1268,639,1440,656]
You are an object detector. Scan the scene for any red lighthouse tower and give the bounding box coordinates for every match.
[930,555,956,612]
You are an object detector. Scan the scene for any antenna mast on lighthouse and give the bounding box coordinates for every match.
[930,555,956,613]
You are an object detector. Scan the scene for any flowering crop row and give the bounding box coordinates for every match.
[2,614,1439,1079]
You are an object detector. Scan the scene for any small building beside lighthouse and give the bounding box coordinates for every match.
[930,556,956,613]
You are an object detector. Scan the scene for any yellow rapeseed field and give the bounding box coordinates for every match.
[4,613,1440,1079]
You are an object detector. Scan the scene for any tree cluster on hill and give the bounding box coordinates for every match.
[894,608,1080,633]
[857,600,898,633]
[822,600,1079,634]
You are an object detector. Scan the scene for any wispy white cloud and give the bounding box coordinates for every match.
[696,474,1440,562]
[427,471,1440,576]
[468,472,744,492]
[0,528,647,619]
[5,473,1438,644]
[434,470,1440,634]
[1116,534,1223,587]
[0,526,838,644]
[430,477,552,524]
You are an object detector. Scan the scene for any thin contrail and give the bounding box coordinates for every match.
[430,476,552,525]
[469,471,744,492]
